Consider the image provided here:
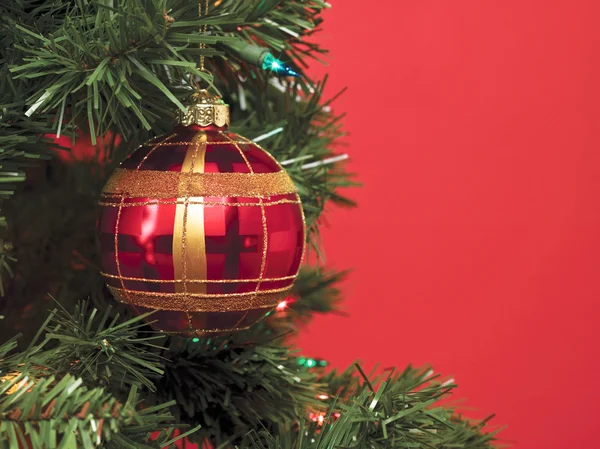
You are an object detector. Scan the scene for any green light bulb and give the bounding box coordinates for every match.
[262,53,299,77]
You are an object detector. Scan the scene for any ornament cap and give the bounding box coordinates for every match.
[175,89,230,128]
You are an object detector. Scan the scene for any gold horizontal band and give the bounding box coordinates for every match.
[108,286,291,312]
[101,272,298,284]
[98,198,301,208]
[102,168,297,198]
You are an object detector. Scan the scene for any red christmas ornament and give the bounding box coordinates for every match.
[97,90,305,336]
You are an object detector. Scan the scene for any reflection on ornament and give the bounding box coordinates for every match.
[98,91,305,336]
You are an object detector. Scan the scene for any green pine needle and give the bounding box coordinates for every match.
[154,336,324,446]
[0,372,138,449]
[39,301,166,392]
[242,365,499,449]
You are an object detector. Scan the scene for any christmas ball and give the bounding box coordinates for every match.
[98,90,305,336]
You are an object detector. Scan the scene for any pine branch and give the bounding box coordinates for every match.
[219,0,330,73]
[0,0,73,283]
[104,395,202,449]
[0,333,19,362]
[0,309,198,449]
[0,372,143,449]
[9,0,247,140]
[38,301,166,392]
[288,268,346,318]
[155,337,324,446]
[0,241,16,296]
[241,365,499,449]
[0,66,64,220]
[7,0,334,141]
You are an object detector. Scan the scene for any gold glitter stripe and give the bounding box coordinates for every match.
[153,323,254,335]
[296,192,308,265]
[174,132,208,297]
[141,140,250,147]
[114,196,128,299]
[178,131,208,332]
[100,272,298,283]
[98,198,301,208]
[107,286,291,312]
[102,169,297,198]
[256,198,268,292]
[191,324,252,334]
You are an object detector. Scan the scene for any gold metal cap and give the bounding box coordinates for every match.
[175,89,230,127]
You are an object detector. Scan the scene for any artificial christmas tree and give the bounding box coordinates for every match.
[0,1,499,448]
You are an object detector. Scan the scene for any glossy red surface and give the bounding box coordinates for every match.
[99,193,303,294]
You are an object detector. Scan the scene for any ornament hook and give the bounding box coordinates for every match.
[193,0,212,89]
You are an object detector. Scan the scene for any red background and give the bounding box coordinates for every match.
[298,1,600,448]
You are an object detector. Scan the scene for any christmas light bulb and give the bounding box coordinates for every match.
[309,412,326,426]
[224,40,301,77]
[262,53,300,77]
